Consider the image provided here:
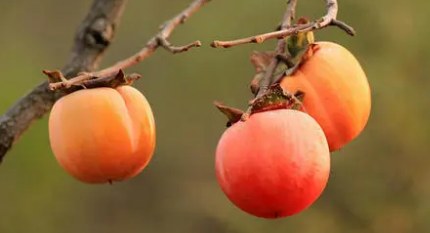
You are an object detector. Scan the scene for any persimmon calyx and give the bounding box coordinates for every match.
[43,70,68,84]
[241,84,306,121]
[214,102,245,128]
[290,90,306,110]
[81,70,140,89]
[44,69,141,94]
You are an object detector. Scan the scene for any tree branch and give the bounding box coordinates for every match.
[0,0,127,163]
[211,0,354,48]
[281,0,297,29]
[254,0,297,100]
[0,0,212,163]
[47,0,211,91]
[240,0,298,120]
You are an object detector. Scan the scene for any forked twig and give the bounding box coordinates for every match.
[0,0,213,163]
[211,0,354,49]
[213,0,355,123]
[47,0,212,91]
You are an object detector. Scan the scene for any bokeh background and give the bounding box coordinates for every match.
[0,0,428,232]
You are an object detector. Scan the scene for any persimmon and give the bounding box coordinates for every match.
[49,86,156,184]
[215,109,330,219]
[280,41,371,152]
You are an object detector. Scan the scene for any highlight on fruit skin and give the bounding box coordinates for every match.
[49,85,156,184]
[281,41,371,152]
[215,109,330,219]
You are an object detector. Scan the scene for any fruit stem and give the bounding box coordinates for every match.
[251,0,298,100]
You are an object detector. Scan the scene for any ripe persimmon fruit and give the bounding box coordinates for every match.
[281,41,371,152]
[215,109,330,219]
[49,86,156,184]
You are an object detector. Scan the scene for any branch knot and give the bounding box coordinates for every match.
[85,17,114,49]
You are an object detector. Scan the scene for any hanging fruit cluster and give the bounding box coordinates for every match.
[42,0,370,221]
[214,18,371,219]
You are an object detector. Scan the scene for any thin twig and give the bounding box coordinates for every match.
[282,0,297,29]
[211,0,354,48]
[158,38,202,54]
[48,0,212,91]
[330,19,356,36]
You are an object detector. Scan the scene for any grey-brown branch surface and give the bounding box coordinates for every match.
[254,0,297,100]
[0,0,127,163]
[0,0,211,163]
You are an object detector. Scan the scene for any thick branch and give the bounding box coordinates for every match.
[48,0,211,91]
[211,0,354,48]
[0,0,127,162]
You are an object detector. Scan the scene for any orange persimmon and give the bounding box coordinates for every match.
[216,109,330,219]
[281,41,371,151]
[49,86,156,184]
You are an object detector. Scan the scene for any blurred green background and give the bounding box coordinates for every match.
[0,0,428,232]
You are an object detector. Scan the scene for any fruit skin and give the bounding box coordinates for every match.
[49,86,156,184]
[215,109,330,219]
[281,41,371,152]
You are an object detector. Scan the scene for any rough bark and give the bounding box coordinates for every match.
[0,0,128,162]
